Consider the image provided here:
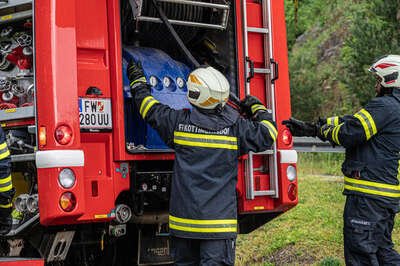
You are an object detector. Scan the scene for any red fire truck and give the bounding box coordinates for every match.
[0,0,297,265]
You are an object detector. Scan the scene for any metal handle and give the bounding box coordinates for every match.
[246,56,254,83]
[271,58,279,84]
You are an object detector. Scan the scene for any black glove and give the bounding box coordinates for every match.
[253,109,273,122]
[239,95,267,118]
[282,117,317,137]
[127,59,147,91]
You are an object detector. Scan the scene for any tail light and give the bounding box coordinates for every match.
[39,126,46,147]
[282,128,293,146]
[288,183,297,201]
[58,168,76,189]
[59,192,76,212]
[55,125,73,145]
[287,165,297,182]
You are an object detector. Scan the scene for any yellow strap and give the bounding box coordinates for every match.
[169,215,237,225]
[169,223,237,233]
[344,177,400,190]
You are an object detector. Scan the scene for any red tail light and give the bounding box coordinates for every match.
[55,125,73,145]
[282,128,293,146]
[288,183,297,201]
[59,192,76,212]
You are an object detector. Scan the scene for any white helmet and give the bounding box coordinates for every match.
[369,55,400,88]
[186,66,230,109]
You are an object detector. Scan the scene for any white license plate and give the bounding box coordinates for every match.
[79,98,112,130]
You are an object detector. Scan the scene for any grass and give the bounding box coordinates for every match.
[235,153,400,265]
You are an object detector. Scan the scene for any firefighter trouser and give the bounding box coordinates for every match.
[343,195,400,266]
[171,236,236,266]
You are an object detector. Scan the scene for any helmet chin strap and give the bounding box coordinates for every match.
[376,86,393,97]
[195,103,224,114]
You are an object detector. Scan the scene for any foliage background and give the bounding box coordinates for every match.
[285,0,400,121]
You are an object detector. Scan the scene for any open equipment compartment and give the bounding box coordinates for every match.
[120,0,238,152]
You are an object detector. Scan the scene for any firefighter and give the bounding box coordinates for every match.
[0,126,13,235]
[283,54,400,265]
[127,60,277,265]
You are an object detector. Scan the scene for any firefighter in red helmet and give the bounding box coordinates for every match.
[284,55,400,265]
[127,60,277,265]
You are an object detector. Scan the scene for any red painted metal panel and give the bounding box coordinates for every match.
[0,259,44,266]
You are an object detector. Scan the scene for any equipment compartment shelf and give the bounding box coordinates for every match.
[0,105,34,121]
[0,0,31,10]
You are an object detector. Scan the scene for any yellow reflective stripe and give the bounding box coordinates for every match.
[129,77,147,87]
[174,131,237,142]
[0,203,12,208]
[344,185,400,198]
[139,96,153,114]
[334,117,339,126]
[261,120,277,141]
[139,96,159,119]
[0,183,12,192]
[354,113,371,139]
[169,223,237,233]
[169,215,237,225]
[397,159,400,180]
[0,175,11,184]
[360,109,377,135]
[0,149,10,160]
[327,117,339,126]
[354,109,377,140]
[0,142,7,150]
[173,131,238,150]
[251,104,267,113]
[344,177,400,191]
[174,139,237,150]
[141,100,158,119]
[332,123,343,145]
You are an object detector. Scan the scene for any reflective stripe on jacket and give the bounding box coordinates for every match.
[322,89,400,208]
[0,127,13,209]
[134,84,276,239]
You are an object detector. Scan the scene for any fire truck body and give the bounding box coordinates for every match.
[0,0,297,264]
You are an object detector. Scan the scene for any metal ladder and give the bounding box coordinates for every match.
[242,0,279,200]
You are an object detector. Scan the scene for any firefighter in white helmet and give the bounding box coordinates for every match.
[284,55,400,265]
[127,61,277,265]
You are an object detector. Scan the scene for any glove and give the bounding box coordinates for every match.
[127,59,147,92]
[253,108,273,122]
[282,117,317,137]
[239,95,267,118]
